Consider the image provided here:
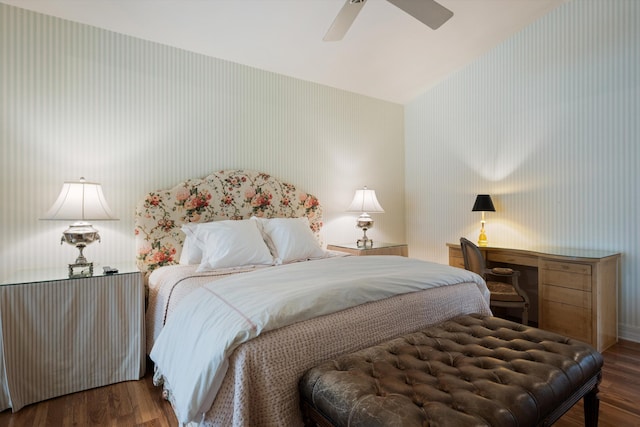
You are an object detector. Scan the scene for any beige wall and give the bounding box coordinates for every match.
[0,4,405,281]
[405,0,640,341]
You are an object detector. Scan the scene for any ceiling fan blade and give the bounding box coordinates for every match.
[386,0,453,30]
[323,0,368,42]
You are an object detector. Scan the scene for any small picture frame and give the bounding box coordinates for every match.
[68,262,94,278]
[356,238,374,249]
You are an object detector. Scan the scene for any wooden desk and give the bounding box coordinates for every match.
[447,243,620,352]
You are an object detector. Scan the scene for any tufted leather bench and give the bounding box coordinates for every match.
[299,314,603,427]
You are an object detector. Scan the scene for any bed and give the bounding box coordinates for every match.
[134,169,492,427]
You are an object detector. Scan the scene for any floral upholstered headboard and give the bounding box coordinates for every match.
[134,169,323,274]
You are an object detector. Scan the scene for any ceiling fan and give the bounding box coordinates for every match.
[323,0,454,41]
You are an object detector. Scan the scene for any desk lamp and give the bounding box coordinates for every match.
[472,194,495,247]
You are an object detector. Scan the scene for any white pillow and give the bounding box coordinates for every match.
[188,220,274,271]
[179,223,202,265]
[252,217,327,264]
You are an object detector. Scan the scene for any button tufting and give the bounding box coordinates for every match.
[300,314,604,427]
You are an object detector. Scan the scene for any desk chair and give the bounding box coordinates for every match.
[459,237,530,325]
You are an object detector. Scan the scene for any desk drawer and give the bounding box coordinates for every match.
[541,284,591,308]
[540,260,591,275]
[540,300,592,343]
[486,252,538,267]
[540,263,591,292]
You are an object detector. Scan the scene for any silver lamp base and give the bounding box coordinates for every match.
[355,213,374,248]
[61,222,101,278]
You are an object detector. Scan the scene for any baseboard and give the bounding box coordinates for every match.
[619,324,640,344]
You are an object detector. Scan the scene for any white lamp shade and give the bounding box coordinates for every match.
[42,178,118,221]
[346,187,385,213]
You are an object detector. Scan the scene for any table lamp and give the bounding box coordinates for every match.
[346,186,384,248]
[42,177,118,277]
[472,194,495,247]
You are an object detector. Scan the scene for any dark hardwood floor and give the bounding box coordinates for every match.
[0,369,178,427]
[1,340,639,426]
[554,339,640,427]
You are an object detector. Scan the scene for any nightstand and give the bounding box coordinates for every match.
[327,242,408,257]
[0,264,145,412]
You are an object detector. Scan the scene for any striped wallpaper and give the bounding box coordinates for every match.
[0,3,405,281]
[2,1,638,344]
[405,0,640,341]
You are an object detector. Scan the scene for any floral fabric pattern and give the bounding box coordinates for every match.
[134,170,323,273]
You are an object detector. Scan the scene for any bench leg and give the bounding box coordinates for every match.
[583,382,600,427]
[301,400,335,427]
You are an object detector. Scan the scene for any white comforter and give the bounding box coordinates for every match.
[150,256,487,424]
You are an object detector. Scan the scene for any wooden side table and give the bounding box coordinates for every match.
[0,265,145,412]
[327,242,408,257]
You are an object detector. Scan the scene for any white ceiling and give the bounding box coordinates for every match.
[1,0,567,104]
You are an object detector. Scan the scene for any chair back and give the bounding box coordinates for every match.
[460,237,486,276]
